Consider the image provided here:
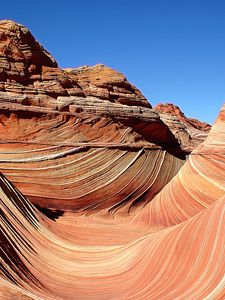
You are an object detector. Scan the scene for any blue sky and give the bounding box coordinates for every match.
[1,0,225,124]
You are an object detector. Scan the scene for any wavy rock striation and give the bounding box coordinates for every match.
[134,104,225,228]
[0,20,192,214]
[0,119,224,299]
[0,20,224,300]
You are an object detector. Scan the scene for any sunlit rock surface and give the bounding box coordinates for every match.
[133,104,225,227]
[0,20,224,300]
[0,20,189,214]
[155,102,211,152]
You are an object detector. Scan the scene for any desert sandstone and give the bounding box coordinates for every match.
[0,20,224,300]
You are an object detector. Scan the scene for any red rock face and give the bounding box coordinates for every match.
[133,103,225,228]
[0,20,57,82]
[0,21,189,214]
[0,20,224,300]
[154,102,211,131]
[154,103,211,151]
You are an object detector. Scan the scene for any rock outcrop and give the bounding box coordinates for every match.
[0,104,224,299]
[0,20,207,157]
[0,20,149,111]
[155,103,211,152]
[1,20,224,300]
[134,103,225,228]
[0,20,191,215]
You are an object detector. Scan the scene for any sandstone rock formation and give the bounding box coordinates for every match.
[0,104,224,299]
[154,103,211,152]
[0,20,224,300]
[155,103,211,152]
[133,104,225,227]
[0,20,190,215]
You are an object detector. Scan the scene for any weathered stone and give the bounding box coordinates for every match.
[154,103,211,151]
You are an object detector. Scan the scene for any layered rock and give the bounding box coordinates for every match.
[0,20,213,215]
[0,20,150,111]
[64,64,151,107]
[0,20,191,215]
[0,20,57,81]
[0,20,207,157]
[0,112,184,213]
[0,103,224,299]
[134,104,225,228]
[0,20,224,300]
[155,103,211,152]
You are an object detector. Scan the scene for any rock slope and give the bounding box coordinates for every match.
[155,103,211,152]
[0,20,192,215]
[0,20,224,300]
[0,104,224,299]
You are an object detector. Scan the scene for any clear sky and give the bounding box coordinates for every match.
[1,0,225,124]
